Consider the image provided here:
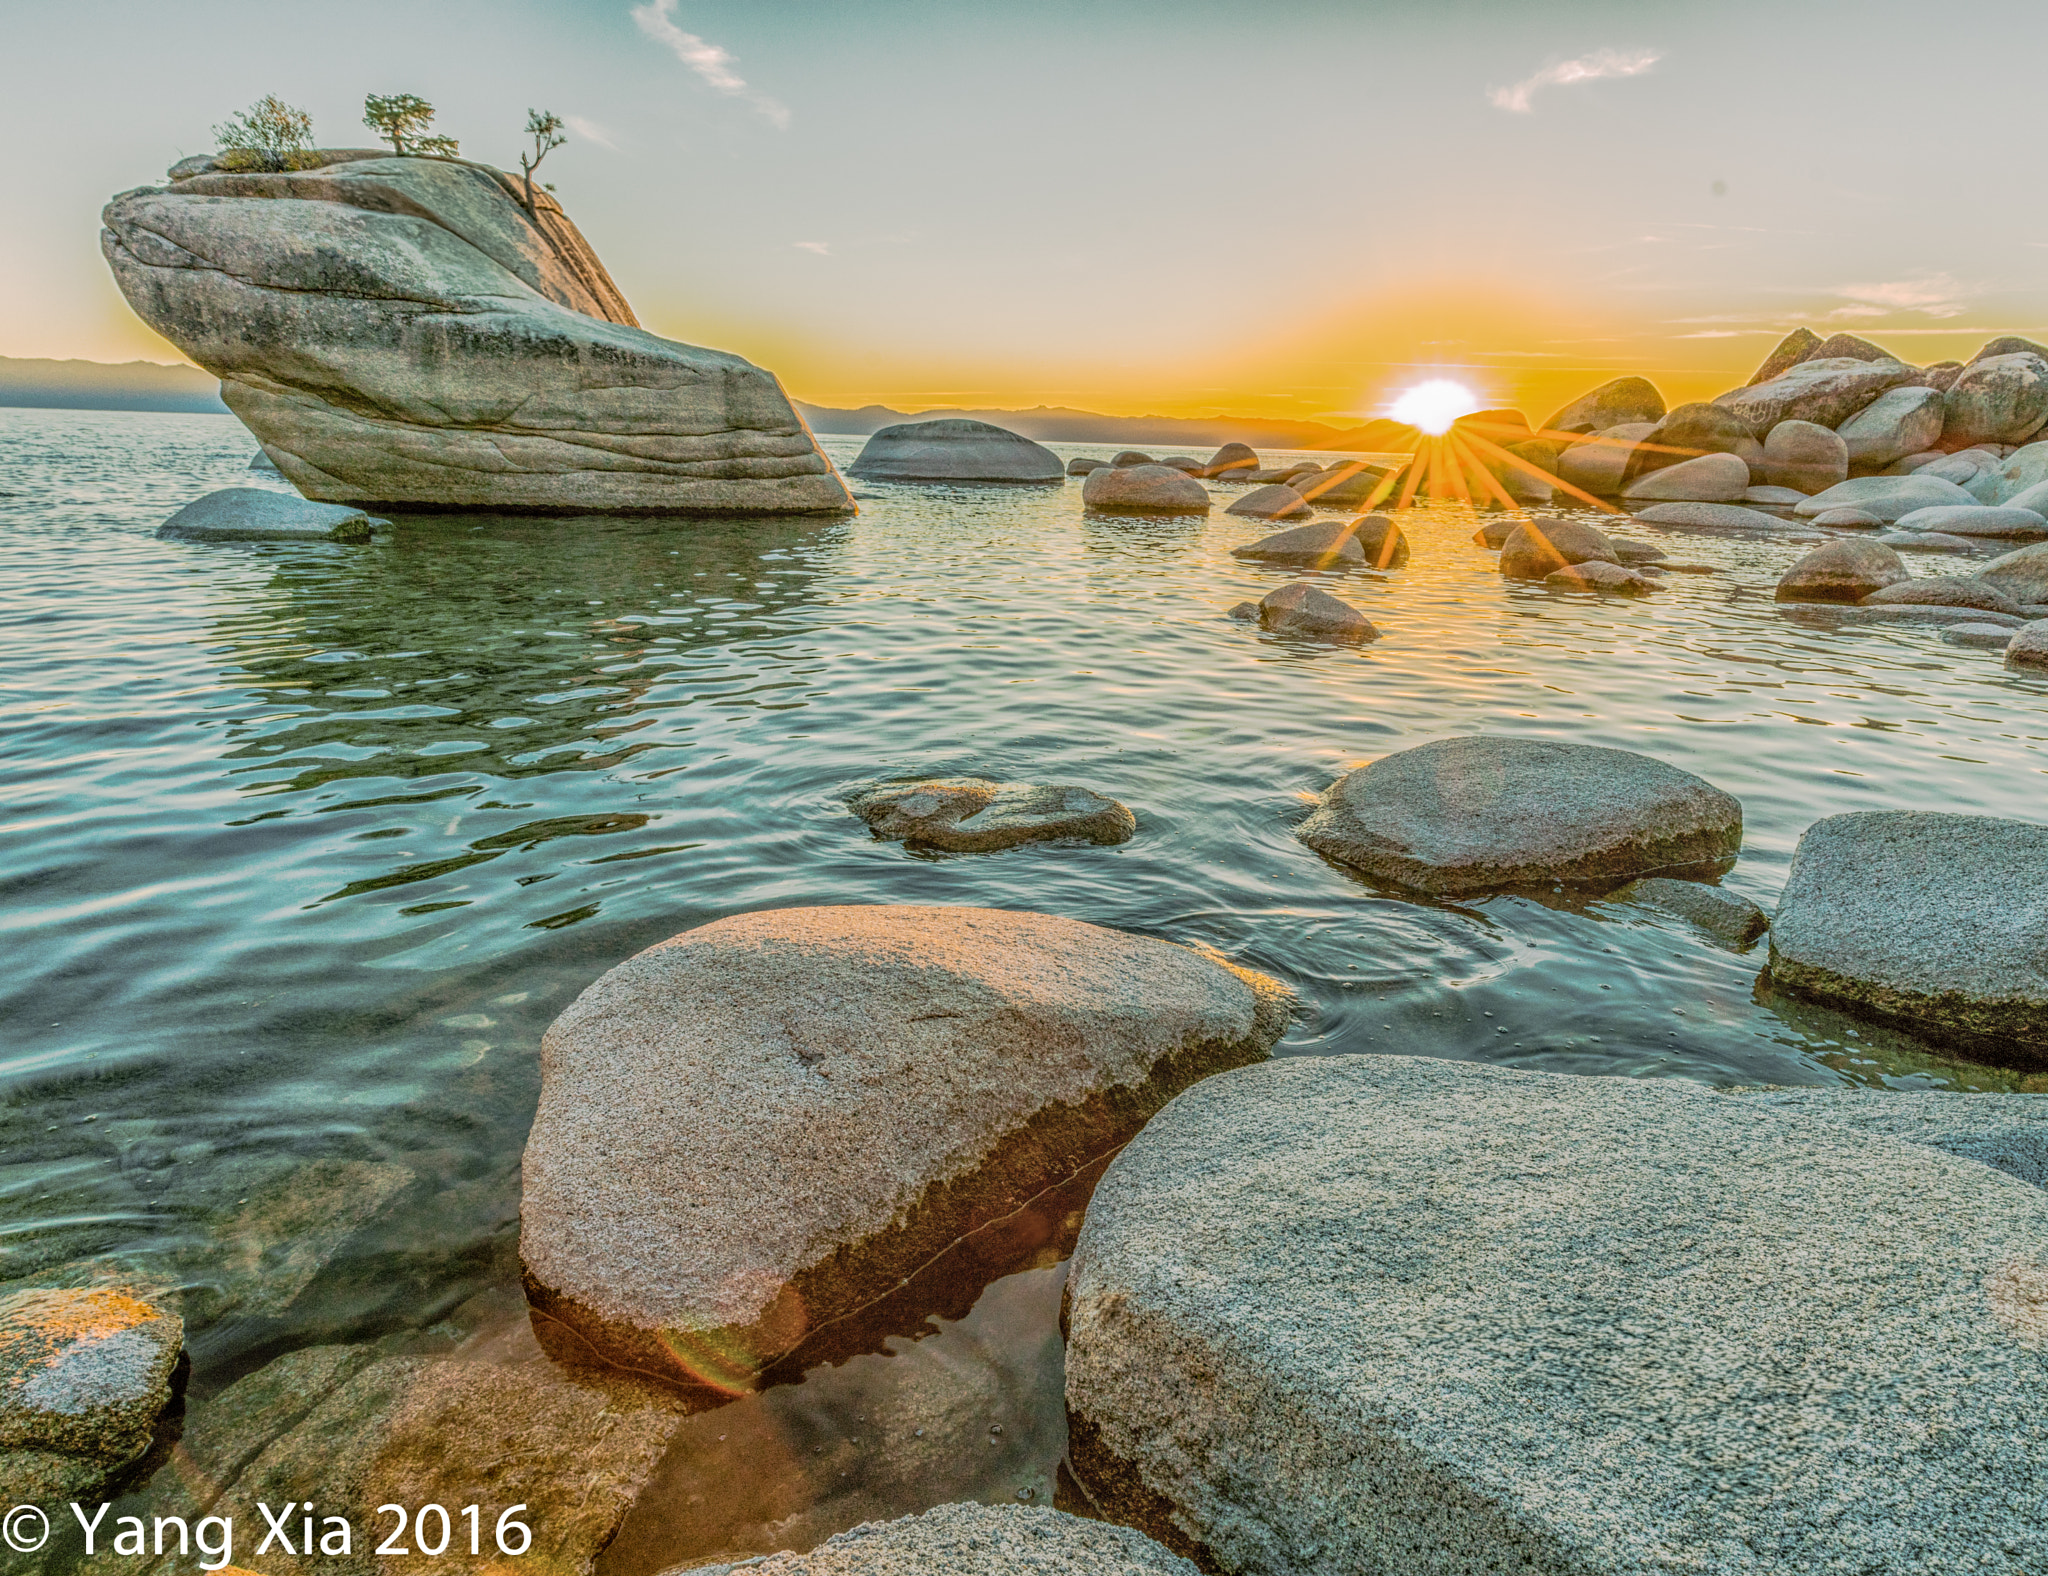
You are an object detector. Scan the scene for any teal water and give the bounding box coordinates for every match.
[5,408,2047,1563]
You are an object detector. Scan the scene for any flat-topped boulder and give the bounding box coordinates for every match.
[847,420,1063,482]
[1296,735,1742,894]
[846,778,1135,851]
[102,155,850,513]
[1732,1086,2048,1190]
[520,906,1288,1387]
[1892,504,2048,539]
[157,487,380,542]
[1064,1055,2048,1575]
[1081,465,1210,514]
[1771,811,2048,1060]
[1613,875,1769,947]
[670,1504,1199,1576]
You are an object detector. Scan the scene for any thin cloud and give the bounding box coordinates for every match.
[630,0,790,128]
[1831,274,1974,319]
[793,241,831,255]
[563,115,619,150]
[1490,48,1663,113]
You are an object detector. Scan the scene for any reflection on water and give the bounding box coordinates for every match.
[5,410,2048,1561]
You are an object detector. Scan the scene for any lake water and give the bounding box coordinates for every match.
[4,408,2046,1569]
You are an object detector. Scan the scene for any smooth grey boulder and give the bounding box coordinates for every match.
[1771,811,2048,1058]
[1200,442,1258,478]
[1943,353,2048,447]
[1861,576,2023,615]
[1613,876,1768,947]
[1980,542,2048,603]
[1542,376,1664,435]
[1111,450,1154,467]
[1732,1086,2048,1190]
[1065,1055,2048,1576]
[1793,474,1978,521]
[1556,422,1655,493]
[672,1504,1199,1576]
[1758,420,1849,493]
[1814,506,1884,527]
[1945,622,2018,649]
[1780,604,2024,630]
[1888,504,2048,540]
[1836,384,1947,468]
[1775,540,1909,603]
[848,420,1062,482]
[1876,530,1982,552]
[2003,476,2048,516]
[1741,484,1808,506]
[1631,501,1819,537]
[1230,519,1364,566]
[1498,518,1617,579]
[1545,560,1657,594]
[1065,456,1107,475]
[1296,735,1741,894]
[1223,483,1311,520]
[102,156,851,514]
[1082,465,1211,514]
[846,778,1135,852]
[1621,451,1750,502]
[520,905,1288,1386]
[1351,512,1409,569]
[157,487,379,542]
[1621,403,1760,486]
[2008,620,2048,670]
[1246,581,1377,642]
[1711,356,1921,439]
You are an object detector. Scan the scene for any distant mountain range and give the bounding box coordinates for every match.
[0,358,1415,451]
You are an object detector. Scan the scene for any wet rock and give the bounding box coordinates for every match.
[1608,538,1666,565]
[1497,518,1616,579]
[1771,811,2048,1058]
[846,778,1135,852]
[1730,1086,2048,1190]
[1945,623,2017,649]
[1757,419,1849,493]
[1065,457,1106,475]
[1861,577,2023,615]
[1631,502,1819,538]
[1111,451,1153,467]
[1874,530,1980,553]
[1542,376,1665,435]
[0,1287,183,1493]
[2008,620,2048,670]
[521,906,1289,1387]
[1296,735,1741,894]
[1066,1055,2048,1575]
[157,487,380,542]
[1775,540,1910,603]
[1943,353,2048,447]
[1081,465,1210,514]
[1814,506,1885,527]
[1742,485,1809,506]
[672,1504,1199,1576]
[1622,451,1751,502]
[1350,512,1409,569]
[1622,403,1761,486]
[1545,560,1656,594]
[1230,519,1364,566]
[1199,442,1258,478]
[849,421,1062,483]
[1781,604,2023,630]
[1613,876,1769,948]
[1223,483,1310,520]
[1291,462,1394,509]
[1980,542,2048,603]
[1556,422,1656,493]
[1252,581,1377,642]
[1793,474,1979,522]
[1837,385,1947,469]
[1712,356,1921,439]
[1745,327,1823,385]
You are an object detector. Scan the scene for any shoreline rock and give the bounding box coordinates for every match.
[1081,465,1211,514]
[157,488,382,543]
[848,420,1063,483]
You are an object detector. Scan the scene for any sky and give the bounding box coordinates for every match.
[7,0,2047,424]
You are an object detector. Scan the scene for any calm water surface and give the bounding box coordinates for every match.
[5,409,2046,1566]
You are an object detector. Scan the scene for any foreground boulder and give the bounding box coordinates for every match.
[1296,735,1741,893]
[1229,518,1364,566]
[520,906,1287,1387]
[848,420,1062,482]
[846,778,1135,851]
[1081,465,1211,514]
[157,487,380,542]
[1231,581,1377,642]
[103,154,851,513]
[673,1505,1198,1576]
[1064,1055,2048,1574]
[1774,540,1910,603]
[1497,518,1616,578]
[1771,811,2048,1060]
[1350,512,1409,569]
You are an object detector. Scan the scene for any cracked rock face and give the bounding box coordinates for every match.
[101,153,850,514]
[519,905,1289,1391]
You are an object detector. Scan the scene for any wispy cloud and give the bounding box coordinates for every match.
[1489,48,1663,113]
[630,0,790,128]
[1831,273,1974,319]
[793,240,830,255]
[563,115,618,150]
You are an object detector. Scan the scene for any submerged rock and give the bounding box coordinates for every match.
[1861,577,2022,615]
[1545,560,1657,594]
[1296,735,1742,894]
[1813,506,1885,527]
[1614,875,1769,948]
[848,420,1062,482]
[1497,518,1616,579]
[1229,518,1365,566]
[1081,465,1210,514]
[520,906,1288,1387]
[1771,811,2048,1058]
[0,1286,183,1497]
[1065,1055,2048,1574]
[673,1504,1199,1576]
[102,156,851,514]
[1248,581,1377,642]
[157,488,380,542]
[1775,540,1910,603]
[846,778,1135,851]
[1946,623,2018,649]
[1223,483,1311,520]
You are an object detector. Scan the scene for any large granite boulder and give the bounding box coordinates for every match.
[1770,811,2048,1059]
[1974,444,2048,505]
[847,420,1062,482]
[1619,403,1760,486]
[846,778,1135,851]
[1064,1055,2048,1575]
[1712,357,1921,439]
[1775,540,1910,603]
[1556,422,1656,493]
[1980,542,2048,603]
[1837,385,1947,469]
[1296,735,1742,894]
[1943,353,2048,447]
[102,154,850,513]
[157,487,380,542]
[1497,518,1617,579]
[1351,512,1409,569]
[1200,442,1258,478]
[1891,504,2048,539]
[1081,465,1211,514]
[1541,376,1665,435]
[1231,581,1378,642]
[520,906,1288,1388]
[1745,326,1823,385]
[1732,1086,2048,1189]
[1809,331,1895,363]
[1793,474,1979,521]
[671,1505,1199,1576]
[1620,451,1750,502]
[1974,335,2048,364]
[1757,419,1849,492]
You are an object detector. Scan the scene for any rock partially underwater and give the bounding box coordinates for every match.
[847,420,1063,483]
[846,778,1136,851]
[102,151,850,514]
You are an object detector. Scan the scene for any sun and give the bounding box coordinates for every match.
[1386,380,1482,435]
